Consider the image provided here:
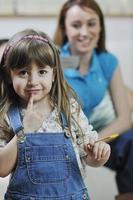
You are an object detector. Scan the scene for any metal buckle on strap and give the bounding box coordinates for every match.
[64,127,71,138]
[17,129,26,143]
[76,135,84,145]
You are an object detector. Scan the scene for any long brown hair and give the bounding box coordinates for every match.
[0,29,77,129]
[54,0,106,52]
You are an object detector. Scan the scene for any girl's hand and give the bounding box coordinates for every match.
[84,140,111,167]
[23,95,44,132]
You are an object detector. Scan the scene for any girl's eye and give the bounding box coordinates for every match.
[39,69,47,75]
[19,70,28,77]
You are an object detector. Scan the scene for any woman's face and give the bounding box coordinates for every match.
[64,5,101,55]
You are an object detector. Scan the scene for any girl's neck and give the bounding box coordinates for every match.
[34,97,53,112]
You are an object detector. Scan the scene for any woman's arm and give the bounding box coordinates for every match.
[0,135,17,177]
[126,86,133,112]
[99,67,132,138]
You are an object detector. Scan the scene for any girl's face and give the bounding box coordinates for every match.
[65,5,101,55]
[10,62,54,104]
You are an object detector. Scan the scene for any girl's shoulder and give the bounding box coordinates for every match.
[70,98,80,116]
[69,98,98,140]
[70,97,79,107]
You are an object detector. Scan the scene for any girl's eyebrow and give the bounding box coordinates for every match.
[15,65,32,71]
[39,65,51,69]
[19,66,29,70]
[39,65,47,68]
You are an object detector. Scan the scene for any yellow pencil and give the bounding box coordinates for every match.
[95,133,119,143]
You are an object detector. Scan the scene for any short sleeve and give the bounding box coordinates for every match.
[70,99,98,157]
[0,130,7,148]
[0,115,13,148]
[99,52,118,82]
[78,107,98,140]
[69,99,99,174]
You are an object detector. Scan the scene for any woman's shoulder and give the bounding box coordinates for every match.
[98,51,118,66]
[96,51,119,81]
[60,43,71,56]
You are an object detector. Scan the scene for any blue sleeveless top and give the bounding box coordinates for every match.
[60,43,118,130]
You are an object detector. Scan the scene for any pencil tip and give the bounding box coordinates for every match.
[111,133,119,139]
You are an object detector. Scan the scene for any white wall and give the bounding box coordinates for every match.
[0,16,133,88]
[105,17,133,89]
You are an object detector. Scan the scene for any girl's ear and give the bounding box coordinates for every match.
[52,74,55,82]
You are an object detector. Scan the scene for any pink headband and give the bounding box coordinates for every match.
[3,35,49,61]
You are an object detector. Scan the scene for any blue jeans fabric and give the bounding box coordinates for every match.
[5,105,90,200]
[105,129,133,193]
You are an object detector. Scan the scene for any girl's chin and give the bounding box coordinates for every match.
[19,95,47,106]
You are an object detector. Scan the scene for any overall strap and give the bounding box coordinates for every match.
[8,104,23,135]
[59,112,71,138]
[59,111,69,129]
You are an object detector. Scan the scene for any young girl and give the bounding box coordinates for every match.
[0,29,110,200]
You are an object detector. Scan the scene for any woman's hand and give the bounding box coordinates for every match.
[84,139,111,167]
[23,95,44,132]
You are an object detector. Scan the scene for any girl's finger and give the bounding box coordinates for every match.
[87,137,95,148]
[97,142,106,160]
[27,95,33,111]
[93,142,105,160]
[92,143,98,159]
[101,144,111,159]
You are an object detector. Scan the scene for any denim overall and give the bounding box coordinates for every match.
[4,105,90,200]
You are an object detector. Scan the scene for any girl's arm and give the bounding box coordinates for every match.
[0,95,42,177]
[99,67,132,138]
[71,101,110,167]
[0,135,17,177]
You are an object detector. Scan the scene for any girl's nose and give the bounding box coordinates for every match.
[27,74,38,86]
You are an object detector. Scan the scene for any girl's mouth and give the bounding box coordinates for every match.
[26,89,42,94]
